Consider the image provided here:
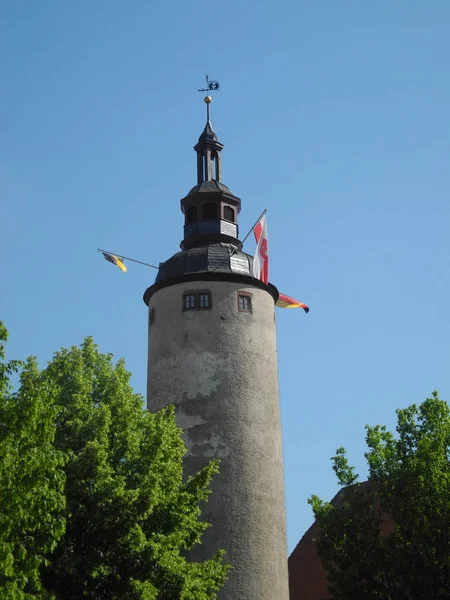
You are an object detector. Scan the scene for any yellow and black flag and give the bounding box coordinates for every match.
[102,252,127,273]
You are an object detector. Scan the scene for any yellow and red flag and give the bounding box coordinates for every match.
[102,252,127,273]
[276,293,309,313]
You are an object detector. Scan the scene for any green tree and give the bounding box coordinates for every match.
[0,323,66,600]
[0,324,228,599]
[309,392,450,600]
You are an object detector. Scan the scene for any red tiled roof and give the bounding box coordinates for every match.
[288,482,393,599]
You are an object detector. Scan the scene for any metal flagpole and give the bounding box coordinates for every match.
[98,249,159,270]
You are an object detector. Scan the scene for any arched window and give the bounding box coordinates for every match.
[224,206,235,222]
[186,206,197,223]
[211,151,219,180]
[203,203,218,219]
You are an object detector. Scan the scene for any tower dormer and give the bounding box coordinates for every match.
[180,96,241,250]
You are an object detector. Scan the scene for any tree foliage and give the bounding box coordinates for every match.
[309,392,450,600]
[0,323,228,599]
[0,322,66,600]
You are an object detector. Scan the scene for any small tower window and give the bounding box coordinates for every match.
[183,294,196,310]
[237,293,252,313]
[149,307,155,326]
[199,292,211,309]
[224,206,235,222]
[183,290,212,311]
[186,206,197,223]
[203,203,218,219]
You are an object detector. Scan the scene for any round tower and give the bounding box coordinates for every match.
[143,98,289,600]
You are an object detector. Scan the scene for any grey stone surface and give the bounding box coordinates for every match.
[146,279,289,600]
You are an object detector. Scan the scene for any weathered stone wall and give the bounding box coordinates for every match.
[147,279,289,600]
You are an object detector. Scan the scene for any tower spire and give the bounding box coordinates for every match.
[179,84,241,249]
[195,95,223,184]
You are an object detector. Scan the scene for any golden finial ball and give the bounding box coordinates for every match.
[204,95,212,104]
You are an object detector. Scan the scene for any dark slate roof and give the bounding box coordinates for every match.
[186,180,234,196]
[156,243,253,283]
[198,121,219,143]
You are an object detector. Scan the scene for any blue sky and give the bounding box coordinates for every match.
[2,1,450,554]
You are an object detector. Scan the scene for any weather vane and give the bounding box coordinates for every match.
[198,74,220,93]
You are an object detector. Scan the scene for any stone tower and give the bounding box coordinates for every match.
[143,97,289,600]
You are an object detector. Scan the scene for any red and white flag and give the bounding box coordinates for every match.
[252,212,269,284]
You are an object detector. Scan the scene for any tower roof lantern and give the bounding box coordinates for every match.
[180,92,241,250]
